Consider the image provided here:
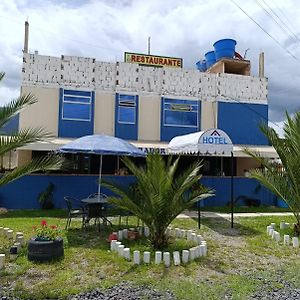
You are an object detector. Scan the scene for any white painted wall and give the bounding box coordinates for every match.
[22,53,268,104]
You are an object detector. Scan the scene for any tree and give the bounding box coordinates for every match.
[103,152,213,249]
[0,72,63,188]
[244,111,300,235]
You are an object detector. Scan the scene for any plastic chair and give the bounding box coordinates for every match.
[64,196,87,230]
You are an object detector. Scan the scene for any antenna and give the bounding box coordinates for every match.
[243,48,250,59]
[147,36,151,55]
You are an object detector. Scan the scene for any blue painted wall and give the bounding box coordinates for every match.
[217,101,269,145]
[58,89,94,138]
[0,114,19,135]
[115,94,138,140]
[0,175,277,209]
[160,98,201,142]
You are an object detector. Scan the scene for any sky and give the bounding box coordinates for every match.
[0,0,300,136]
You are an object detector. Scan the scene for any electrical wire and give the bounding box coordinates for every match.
[229,0,300,63]
[260,0,300,45]
[254,0,299,45]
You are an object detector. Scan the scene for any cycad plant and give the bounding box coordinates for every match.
[244,111,300,235]
[103,152,213,249]
[0,72,63,187]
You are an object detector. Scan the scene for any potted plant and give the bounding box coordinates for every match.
[28,220,64,262]
[37,182,55,209]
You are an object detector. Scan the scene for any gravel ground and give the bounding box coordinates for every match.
[1,280,300,300]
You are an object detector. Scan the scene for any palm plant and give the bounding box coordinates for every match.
[244,111,300,235]
[103,152,213,249]
[0,72,63,187]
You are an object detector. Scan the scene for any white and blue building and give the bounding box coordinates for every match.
[0,38,281,209]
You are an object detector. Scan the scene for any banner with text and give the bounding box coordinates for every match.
[124,52,183,68]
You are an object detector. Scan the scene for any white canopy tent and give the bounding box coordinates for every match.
[168,128,235,228]
[168,129,233,156]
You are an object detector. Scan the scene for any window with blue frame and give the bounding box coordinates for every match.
[62,90,92,122]
[117,94,137,124]
[163,98,198,127]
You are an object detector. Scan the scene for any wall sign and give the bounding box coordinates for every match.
[124,52,183,68]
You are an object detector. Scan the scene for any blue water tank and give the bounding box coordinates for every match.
[196,60,207,72]
[213,38,236,61]
[205,51,216,68]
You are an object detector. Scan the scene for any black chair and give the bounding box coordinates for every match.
[64,196,87,230]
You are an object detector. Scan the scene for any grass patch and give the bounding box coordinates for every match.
[0,209,299,299]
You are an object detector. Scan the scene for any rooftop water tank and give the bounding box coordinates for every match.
[213,38,237,61]
[196,60,207,72]
[205,51,216,68]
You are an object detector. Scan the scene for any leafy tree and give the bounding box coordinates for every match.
[244,111,300,235]
[0,72,63,187]
[103,152,213,249]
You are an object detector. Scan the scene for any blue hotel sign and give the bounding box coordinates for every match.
[202,129,229,145]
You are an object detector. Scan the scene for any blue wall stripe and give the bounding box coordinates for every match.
[0,175,277,209]
[217,102,269,145]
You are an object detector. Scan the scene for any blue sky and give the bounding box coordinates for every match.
[0,0,300,135]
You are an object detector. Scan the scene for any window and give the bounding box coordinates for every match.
[62,89,92,121]
[118,94,137,124]
[163,98,198,127]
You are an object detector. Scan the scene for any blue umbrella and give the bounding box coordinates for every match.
[59,134,146,198]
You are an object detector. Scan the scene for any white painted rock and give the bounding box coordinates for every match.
[133,250,140,264]
[118,245,125,256]
[197,235,203,245]
[0,254,5,269]
[7,230,13,239]
[110,240,117,251]
[270,223,276,229]
[173,251,180,266]
[16,235,25,246]
[266,225,272,235]
[182,250,189,263]
[155,251,162,264]
[144,227,150,237]
[181,229,186,238]
[123,248,130,260]
[118,230,123,241]
[292,237,299,248]
[269,228,274,236]
[189,248,196,260]
[122,229,128,239]
[280,222,286,229]
[163,252,170,267]
[200,244,207,256]
[143,251,150,264]
[283,235,290,245]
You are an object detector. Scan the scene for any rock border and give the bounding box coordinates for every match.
[0,226,25,269]
[266,222,299,248]
[110,226,207,266]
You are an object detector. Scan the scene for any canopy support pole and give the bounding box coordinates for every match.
[197,152,201,229]
[97,155,103,201]
[230,151,234,228]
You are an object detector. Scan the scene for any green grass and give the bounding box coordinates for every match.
[0,209,299,299]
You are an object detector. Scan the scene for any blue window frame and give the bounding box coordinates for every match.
[117,94,137,124]
[163,98,198,127]
[62,89,92,122]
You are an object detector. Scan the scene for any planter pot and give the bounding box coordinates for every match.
[28,237,64,262]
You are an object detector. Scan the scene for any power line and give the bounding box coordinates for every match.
[254,0,299,46]
[229,0,300,63]
[273,0,300,41]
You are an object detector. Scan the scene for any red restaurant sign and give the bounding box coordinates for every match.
[124,52,183,68]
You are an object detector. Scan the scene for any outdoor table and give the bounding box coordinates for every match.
[81,196,112,230]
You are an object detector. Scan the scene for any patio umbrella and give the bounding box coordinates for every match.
[59,134,146,200]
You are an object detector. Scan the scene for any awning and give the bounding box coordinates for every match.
[168,129,233,156]
[17,136,278,158]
